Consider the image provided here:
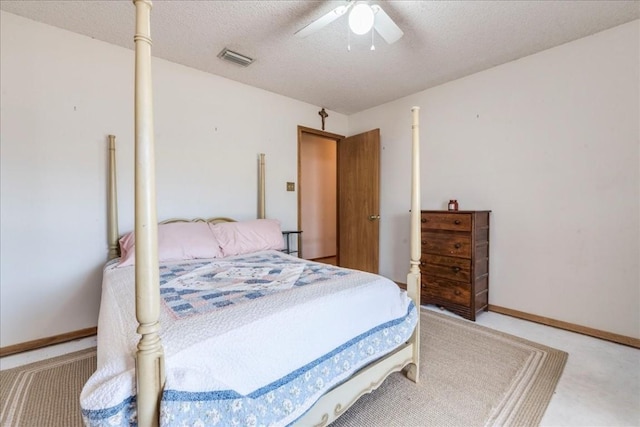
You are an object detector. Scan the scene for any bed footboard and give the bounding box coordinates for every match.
[296,343,416,426]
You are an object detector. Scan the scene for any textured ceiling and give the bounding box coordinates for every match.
[1,1,638,114]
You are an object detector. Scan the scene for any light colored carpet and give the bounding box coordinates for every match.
[0,309,567,427]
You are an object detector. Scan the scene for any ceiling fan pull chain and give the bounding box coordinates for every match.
[371,24,376,51]
[347,25,351,51]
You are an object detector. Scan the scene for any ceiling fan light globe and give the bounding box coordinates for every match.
[349,3,375,35]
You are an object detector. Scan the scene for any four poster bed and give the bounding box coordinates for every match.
[80,1,423,426]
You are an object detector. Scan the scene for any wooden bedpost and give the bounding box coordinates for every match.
[406,106,421,382]
[258,153,266,219]
[133,1,165,426]
[108,135,120,260]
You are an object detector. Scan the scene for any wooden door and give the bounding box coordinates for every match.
[337,129,380,273]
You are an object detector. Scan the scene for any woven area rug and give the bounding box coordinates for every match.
[0,309,567,427]
[1,347,96,427]
[333,309,568,426]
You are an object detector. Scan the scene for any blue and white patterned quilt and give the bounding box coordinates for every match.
[81,251,417,427]
[158,252,351,319]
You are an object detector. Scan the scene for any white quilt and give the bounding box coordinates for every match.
[80,250,417,426]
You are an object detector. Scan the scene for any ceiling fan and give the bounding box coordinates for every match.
[295,0,404,45]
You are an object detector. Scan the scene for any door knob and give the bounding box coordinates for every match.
[368,215,381,221]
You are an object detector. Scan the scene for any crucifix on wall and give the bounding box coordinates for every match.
[318,108,328,130]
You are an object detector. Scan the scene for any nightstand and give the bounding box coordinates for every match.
[281,230,303,257]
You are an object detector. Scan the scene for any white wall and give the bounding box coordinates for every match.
[349,20,640,339]
[0,12,348,347]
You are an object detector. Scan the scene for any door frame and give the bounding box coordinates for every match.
[297,126,344,260]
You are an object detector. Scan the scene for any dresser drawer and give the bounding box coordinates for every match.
[421,232,471,258]
[422,275,471,306]
[421,212,472,232]
[420,254,471,282]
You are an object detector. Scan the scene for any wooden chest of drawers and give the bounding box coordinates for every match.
[420,210,491,321]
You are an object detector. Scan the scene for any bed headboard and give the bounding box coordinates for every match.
[106,135,264,260]
[159,217,236,225]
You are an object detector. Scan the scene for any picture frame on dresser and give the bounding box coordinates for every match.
[419,210,491,321]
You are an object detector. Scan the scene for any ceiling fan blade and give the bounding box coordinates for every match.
[295,2,353,38]
[372,5,404,44]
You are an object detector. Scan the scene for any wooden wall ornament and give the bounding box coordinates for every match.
[319,108,329,130]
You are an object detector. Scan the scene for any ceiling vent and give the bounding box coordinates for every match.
[217,48,254,67]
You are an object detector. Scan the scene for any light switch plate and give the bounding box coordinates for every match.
[286,182,295,191]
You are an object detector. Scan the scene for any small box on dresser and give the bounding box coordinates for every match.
[420,210,491,321]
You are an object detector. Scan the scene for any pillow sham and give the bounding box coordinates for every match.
[211,219,284,257]
[118,222,222,267]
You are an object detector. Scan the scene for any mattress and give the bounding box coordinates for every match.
[80,250,417,426]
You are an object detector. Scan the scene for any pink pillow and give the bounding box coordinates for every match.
[211,219,284,257]
[118,222,222,267]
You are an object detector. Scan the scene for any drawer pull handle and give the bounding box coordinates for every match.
[420,261,425,266]
[452,267,461,273]
[454,243,461,249]
[421,218,427,223]
[454,220,461,225]
[422,240,426,245]
[455,290,461,296]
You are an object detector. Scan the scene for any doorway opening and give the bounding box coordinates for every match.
[298,126,343,264]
